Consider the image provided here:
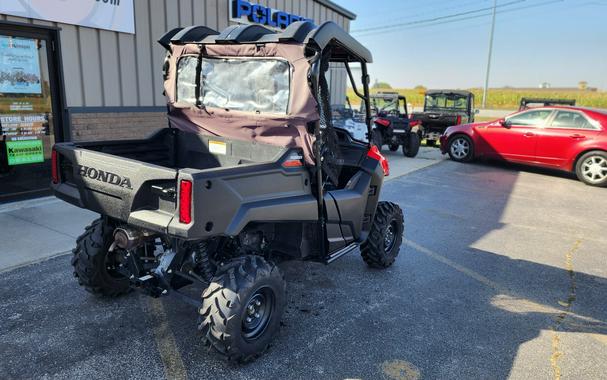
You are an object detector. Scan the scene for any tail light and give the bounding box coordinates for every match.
[409,120,420,127]
[375,118,390,127]
[282,152,304,168]
[367,145,390,177]
[179,179,192,224]
[51,149,60,184]
[456,115,462,125]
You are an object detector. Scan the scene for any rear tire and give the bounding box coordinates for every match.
[199,255,286,363]
[447,134,474,162]
[403,133,420,157]
[575,150,607,187]
[71,218,130,297]
[361,202,404,269]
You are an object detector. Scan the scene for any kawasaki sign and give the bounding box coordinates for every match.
[231,0,314,29]
[0,0,134,34]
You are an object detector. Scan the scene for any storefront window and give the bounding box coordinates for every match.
[0,34,56,201]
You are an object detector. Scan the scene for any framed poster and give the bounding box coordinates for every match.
[0,36,42,94]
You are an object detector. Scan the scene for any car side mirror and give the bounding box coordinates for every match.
[500,119,511,128]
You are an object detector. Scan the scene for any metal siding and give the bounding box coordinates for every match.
[150,0,167,106]
[99,30,121,106]
[118,33,139,106]
[134,0,154,106]
[78,27,103,106]
[166,0,180,29]
[204,0,217,28]
[57,24,84,107]
[193,0,205,26]
[217,0,229,30]
[306,0,314,20]
[179,0,194,26]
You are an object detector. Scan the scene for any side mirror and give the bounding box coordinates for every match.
[500,119,511,128]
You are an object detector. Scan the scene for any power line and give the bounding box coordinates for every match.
[353,0,492,28]
[354,0,564,38]
[351,0,525,34]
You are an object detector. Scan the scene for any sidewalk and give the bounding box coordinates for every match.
[0,197,96,272]
[0,147,444,273]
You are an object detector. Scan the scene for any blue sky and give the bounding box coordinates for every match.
[333,0,607,89]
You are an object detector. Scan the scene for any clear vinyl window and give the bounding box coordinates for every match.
[176,55,198,104]
[200,58,290,114]
[176,56,290,113]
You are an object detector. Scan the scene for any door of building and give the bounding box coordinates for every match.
[0,23,64,203]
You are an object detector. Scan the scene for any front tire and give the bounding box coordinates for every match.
[403,133,420,157]
[575,150,607,187]
[447,134,474,162]
[199,255,286,362]
[361,202,404,269]
[71,218,130,297]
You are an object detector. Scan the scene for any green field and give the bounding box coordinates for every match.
[346,88,607,110]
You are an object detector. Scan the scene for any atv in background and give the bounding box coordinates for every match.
[518,97,576,111]
[332,97,368,142]
[51,21,404,362]
[411,90,476,147]
[368,92,422,157]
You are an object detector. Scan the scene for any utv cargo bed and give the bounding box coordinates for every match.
[53,128,316,239]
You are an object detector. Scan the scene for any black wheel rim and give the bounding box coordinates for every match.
[384,221,398,252]
[242,286,275,341]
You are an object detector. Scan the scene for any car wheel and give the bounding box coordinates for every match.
[575,150,607,187]
[447,135,474,162]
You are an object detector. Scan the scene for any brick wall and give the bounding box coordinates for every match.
[70,111,168,142]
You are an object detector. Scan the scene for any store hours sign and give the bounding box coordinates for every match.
[231,0,314,29]
[0,0,135,34]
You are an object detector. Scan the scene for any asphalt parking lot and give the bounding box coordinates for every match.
[1,156,606,380]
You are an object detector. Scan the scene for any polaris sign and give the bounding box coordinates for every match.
[231,0,314,29]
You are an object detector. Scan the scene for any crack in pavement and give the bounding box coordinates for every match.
[550,239,582,380]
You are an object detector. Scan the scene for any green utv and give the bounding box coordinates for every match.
[51,21,404,362]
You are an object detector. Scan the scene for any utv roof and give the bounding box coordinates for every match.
[426,89,473,96]
[371,92,405,99]
[158,21,372,63]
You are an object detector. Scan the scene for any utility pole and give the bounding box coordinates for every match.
[482,0,498,109]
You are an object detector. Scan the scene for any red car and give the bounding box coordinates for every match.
[439,106,607,187]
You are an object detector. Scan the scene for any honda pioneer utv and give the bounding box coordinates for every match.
[368,92,422,157]
[51,21,404,362]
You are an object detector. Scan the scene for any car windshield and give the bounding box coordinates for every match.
[425,93,468,110]
[176,56,290,114]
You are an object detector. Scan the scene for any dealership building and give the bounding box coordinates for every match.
[0,0,355,202]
